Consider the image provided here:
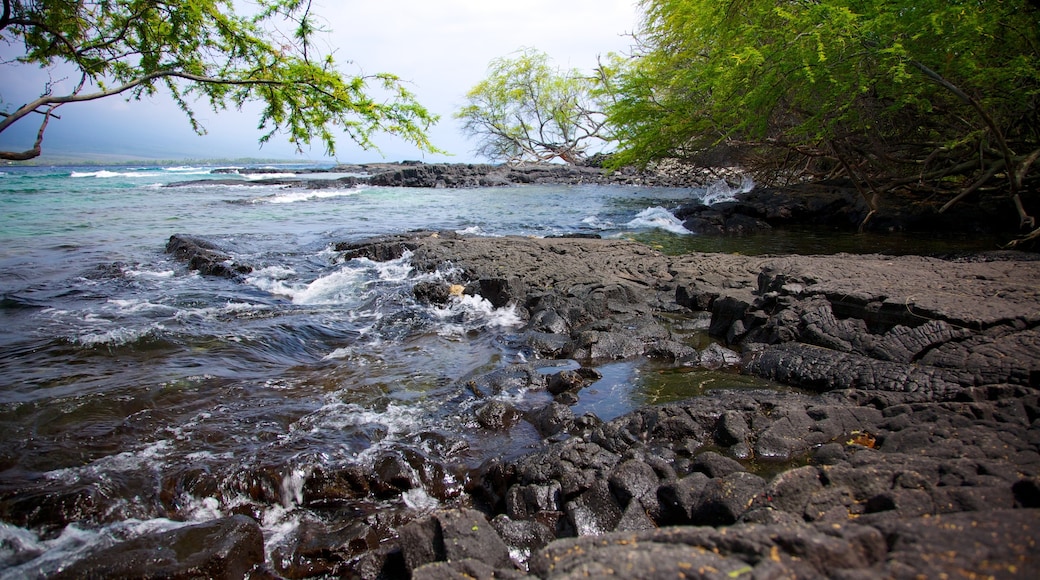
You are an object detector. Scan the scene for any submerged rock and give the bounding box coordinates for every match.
[51,516,265,579]
[165,234,252,278]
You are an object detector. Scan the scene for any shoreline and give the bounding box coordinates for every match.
[351,232,1040,577]
[108,231,1040,578]
[188,160,1037,243]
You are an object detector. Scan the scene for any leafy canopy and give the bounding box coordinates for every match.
[609,0,1040,230]
[456,48,613,165]
[0,0,440,160]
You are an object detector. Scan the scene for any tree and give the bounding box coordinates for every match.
[0,0,439,161]
[456,48,613,165]
[610,0,1040,235]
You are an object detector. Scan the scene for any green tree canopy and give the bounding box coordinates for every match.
[456,48,613,165]
[609,0,1040,233]
[0,0,439,161]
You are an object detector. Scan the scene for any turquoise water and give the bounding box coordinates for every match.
[0,163,727,576]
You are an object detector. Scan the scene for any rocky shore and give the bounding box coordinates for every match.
[311,232,1037,579]
[183,161,1034,240]
[144,229,1040,578]
[132,165,1040,578]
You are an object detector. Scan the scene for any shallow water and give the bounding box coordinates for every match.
[0,164,999,576]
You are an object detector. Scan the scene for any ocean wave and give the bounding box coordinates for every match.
[431,294,524,337]
[161,166,211,175]
[259,188,360,204]
[73,322,167,347]
[626,206,693,235]
[581,215,615,230]
[0,516,191,578]
[70,170,164,179]
[243,172,297,180]
[246,264,369,305]
[702,175,755,205]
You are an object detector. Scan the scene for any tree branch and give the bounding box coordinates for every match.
[0,0,10,33]
[0,105,59,161]
[909,59,1033,228]
[0,69,301,136]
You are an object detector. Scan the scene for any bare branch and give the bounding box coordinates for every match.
[0,105,59,161]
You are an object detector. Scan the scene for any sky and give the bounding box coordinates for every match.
[0,1,640,164]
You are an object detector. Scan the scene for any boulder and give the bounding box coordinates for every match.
[165,234,252,278]
[51,516,265,579]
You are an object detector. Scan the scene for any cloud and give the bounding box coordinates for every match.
[0,0,638,162]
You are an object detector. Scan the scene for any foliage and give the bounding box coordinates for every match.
[455,48,613,165]
[609,0,1040,232]
[0,0,440,161]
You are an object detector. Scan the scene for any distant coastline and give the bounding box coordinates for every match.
[2,155,327,167]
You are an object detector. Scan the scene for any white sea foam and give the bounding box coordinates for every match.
[262,188,359,204]
[70,170,162,179]
[107,298,175,315]
[179,495,224,521]
[246,253,414,306]
[0,518,192,579]
[124,268,176,279]
[291,401,425,462]
[626,206,693,235]
[73,322,165,347]
[243,172,297,180]
[162,166,210,175]
[290,268,366,305]
[702,175,755,205]
[45,440,172,484]
[402,487,441,511]
[431,294,523,337]
[581,215,615,230]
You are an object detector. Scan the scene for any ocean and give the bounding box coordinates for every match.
[0,163,747,576]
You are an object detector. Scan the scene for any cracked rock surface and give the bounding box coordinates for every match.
[334,233,1040,579]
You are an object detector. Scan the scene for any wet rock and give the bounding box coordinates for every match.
[690,450,746,478]
[520,331,571,358]
[476,400,521,431]
[412,280,454,305]
[302,464,370,506]
[696,342,741,369]
[525,402,575,438]
[690,471,766,525]
[656,472,711,525]
[371,454,418,497]
[464,364,544,398]
[413,558,524,580]
[165,234,252,278]
[331,233,1040,576]
[490,514,556,559]
[565,479,624,535]
[608,459,660,507]
[544,367,600,396]
[51,516,265,579]
[679,203,773,235]
[398,509,513,574]
[505,481,563,520]
[709,296,750,339]
[714,410,751,458]
[546,369,586,396]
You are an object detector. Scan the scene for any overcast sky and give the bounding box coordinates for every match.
[0,1,640,163]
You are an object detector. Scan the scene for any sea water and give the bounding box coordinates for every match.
[0,163,750,576]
